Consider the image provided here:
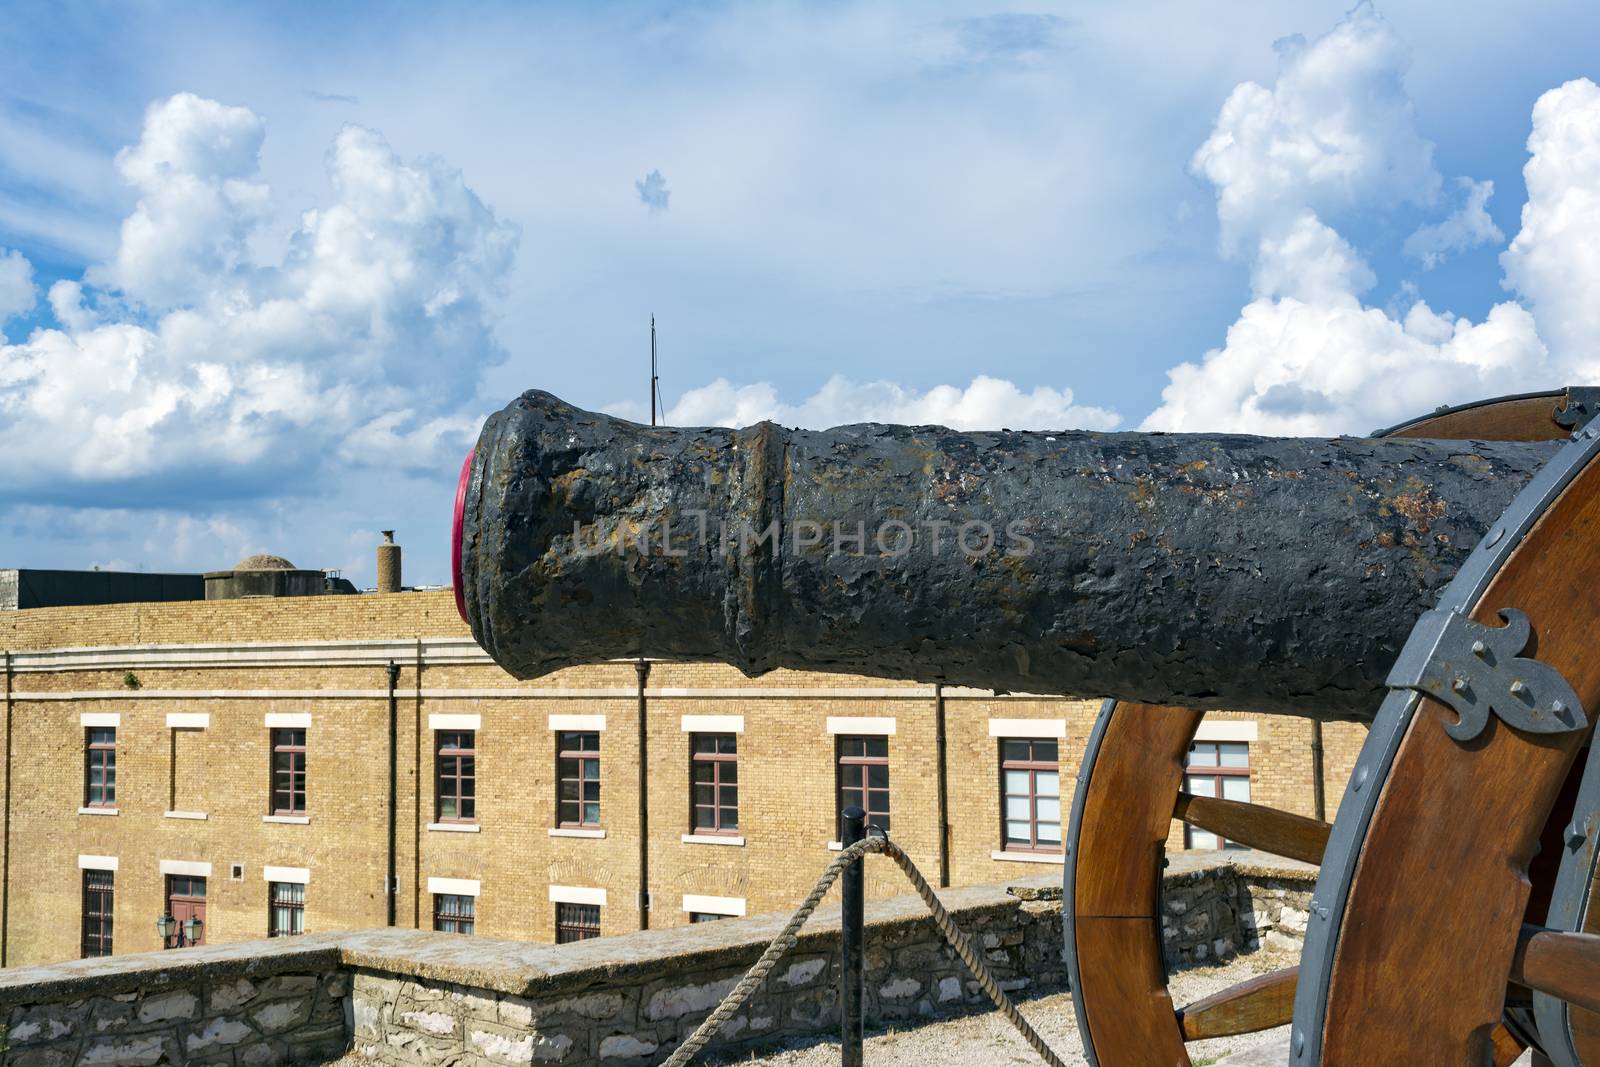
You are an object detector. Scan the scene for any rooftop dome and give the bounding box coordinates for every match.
[233,553,296,571]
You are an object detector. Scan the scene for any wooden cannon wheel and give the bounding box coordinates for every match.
[1062,388,1598,1066]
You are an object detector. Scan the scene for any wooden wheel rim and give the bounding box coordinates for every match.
[1062,389,1590,1066]
[1292,420,1600,1063]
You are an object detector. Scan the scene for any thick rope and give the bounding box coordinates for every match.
[658,834,1069,1067]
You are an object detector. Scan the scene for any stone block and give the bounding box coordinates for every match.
[137,989,199,1025]
[209,977,258,1012]
[879,977,921,1000]
[353,994,384,1039]
[397,1007,458,1037]
[79,1032,172,1066]
[185,1015,255,1052]
[643,974,739,1021]
[252,995,315,1035]
[779,958,828,988]
[598,1033,659,1060]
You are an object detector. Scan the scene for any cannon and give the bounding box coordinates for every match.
[452,385,1600,1066]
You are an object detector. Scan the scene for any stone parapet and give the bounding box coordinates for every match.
[1,855,1314,1066]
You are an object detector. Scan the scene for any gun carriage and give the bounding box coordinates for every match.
[453,386,1600,1066]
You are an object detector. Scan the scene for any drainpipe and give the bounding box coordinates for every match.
[2,649,11,966]
[386,660,400,927]
[636,659,651,929]
[934,683,950,888]
[1310,720,1327,823]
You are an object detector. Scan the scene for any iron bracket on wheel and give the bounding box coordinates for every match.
[1386,607,1587,742]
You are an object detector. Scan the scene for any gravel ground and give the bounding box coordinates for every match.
[713,947,1300,1067]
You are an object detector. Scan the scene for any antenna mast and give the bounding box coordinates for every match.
[650,316,659,427]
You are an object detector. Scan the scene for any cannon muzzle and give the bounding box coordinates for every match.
[453,389,1562,722]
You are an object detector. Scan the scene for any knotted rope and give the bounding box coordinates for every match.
[660,834,1068,1067]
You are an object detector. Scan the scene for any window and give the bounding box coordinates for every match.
[836,736,890,837]
[1000,739,1062,852]
[81,870,114,958]
[85,727,116,808]
[689,912,726,923]
[165,875,206,947]
[557,731,601,827]
[1184,741,1251,849]
[269,882,305,937]
[436,730,476,823]
[555,902,601,943]
[271,728,306,815]
[434,893,475,935]
[690,733,738,834]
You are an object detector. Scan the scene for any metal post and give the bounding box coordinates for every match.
[840,806,866,1067]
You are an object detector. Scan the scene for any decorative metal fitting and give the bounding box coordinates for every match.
[1554,386,1600,430]
[1387,607,1587,742]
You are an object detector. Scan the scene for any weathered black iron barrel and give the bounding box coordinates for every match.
[454,390,1564,722]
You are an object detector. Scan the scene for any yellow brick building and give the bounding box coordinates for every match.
[0,588,1364,968]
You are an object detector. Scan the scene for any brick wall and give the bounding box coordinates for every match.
[0,590,1356,967]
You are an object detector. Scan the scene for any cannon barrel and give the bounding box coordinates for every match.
[454,389,1564,722]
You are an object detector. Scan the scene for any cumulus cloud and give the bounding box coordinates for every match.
[0,92,519,499]
[1404,177,1502,268]
[0,248,35,324]
[1143,8,1599,435]
[636,169,670,212]
[612,374,1119,432]
[1189,2,1437,255]
[1501,78,1600,380]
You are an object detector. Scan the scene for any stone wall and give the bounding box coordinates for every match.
[0,936,350,1067]
[1159,854,1316,967]
[0,856,1315,1066]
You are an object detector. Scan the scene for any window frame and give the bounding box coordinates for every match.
[555,902,601,943]
[433,893,475,935]
[435,729,477,824]
[270,727,307,816]
[835,735,891,838]
[688,732,739,835]
[268,881,306,938]
[556,731,602,828]
[1183,740,1252,849]
[81,869,114,958]
[998,738,1063,854]
[84,726,117,809]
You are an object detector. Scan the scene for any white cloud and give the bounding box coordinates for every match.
[1501,78,1600,380]
[0,93,517,497]
[1189,1,1438,256]
[1143,9,1597,436]
[614,374,1119,432]
[1404,177,1502,268]
[0,248,35,324]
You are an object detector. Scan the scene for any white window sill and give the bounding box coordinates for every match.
[990,850,1064,865]
[78,807,118,816]
[164,811,208,821]
[428,822,481,833]
[548,827,606,839]
[681,834,745,847]
[263,815,311,825]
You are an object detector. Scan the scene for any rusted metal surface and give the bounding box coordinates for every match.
[457,390,1562,722]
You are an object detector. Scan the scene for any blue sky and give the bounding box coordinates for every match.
[1,1,1598,586]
